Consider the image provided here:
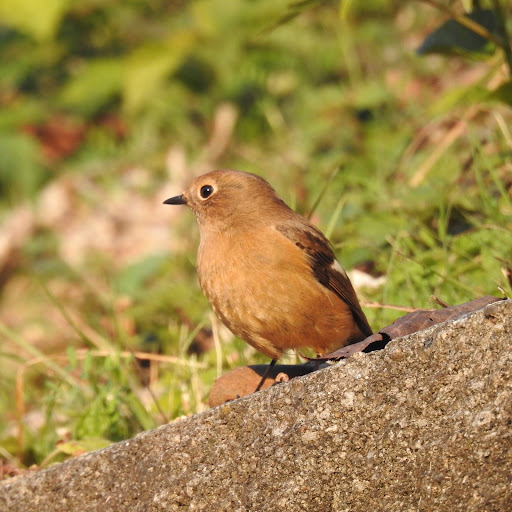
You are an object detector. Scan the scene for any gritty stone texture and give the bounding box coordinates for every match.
[1,299,511,512]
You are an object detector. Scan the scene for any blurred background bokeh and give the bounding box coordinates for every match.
[0,0,511,472]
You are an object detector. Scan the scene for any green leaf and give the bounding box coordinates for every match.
[0,99,46,131]
[56,438,112,456]
[114,254,168,296]
[429,83,489,116]
[417,9,497,57]
[0,0,70,41]
[59,58,124,116]
[0,133,44,201]
[122,30,196,113]
[431,79,512,112]
[266,0,327,31]
[486,80,512,107]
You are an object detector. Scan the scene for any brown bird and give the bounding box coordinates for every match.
[164,169,372,389]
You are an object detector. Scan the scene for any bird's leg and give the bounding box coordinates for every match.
[254,359,277,392]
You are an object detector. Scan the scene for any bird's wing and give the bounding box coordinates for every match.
[276,221,373,337]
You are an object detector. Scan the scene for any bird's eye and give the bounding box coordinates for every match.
[200,185,214,199]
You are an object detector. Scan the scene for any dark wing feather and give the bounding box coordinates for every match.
[276,221,373,337]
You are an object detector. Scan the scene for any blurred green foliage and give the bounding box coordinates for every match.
[0,0,511,470]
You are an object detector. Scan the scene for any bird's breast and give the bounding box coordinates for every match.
[195,230,362,358]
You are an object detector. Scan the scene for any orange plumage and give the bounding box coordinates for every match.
[164,169,372,363]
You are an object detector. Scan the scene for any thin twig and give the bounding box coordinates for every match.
[361,301,418,313]
[430,295,450,308]
[409,105,480,187]
[307,166,341,220]
[418,0,503,47]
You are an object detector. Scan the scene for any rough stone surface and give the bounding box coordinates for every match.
[1,299,511,512]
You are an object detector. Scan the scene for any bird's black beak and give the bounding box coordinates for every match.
[163,194,187,205]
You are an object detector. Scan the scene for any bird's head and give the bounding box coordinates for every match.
[164,169,289,232]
